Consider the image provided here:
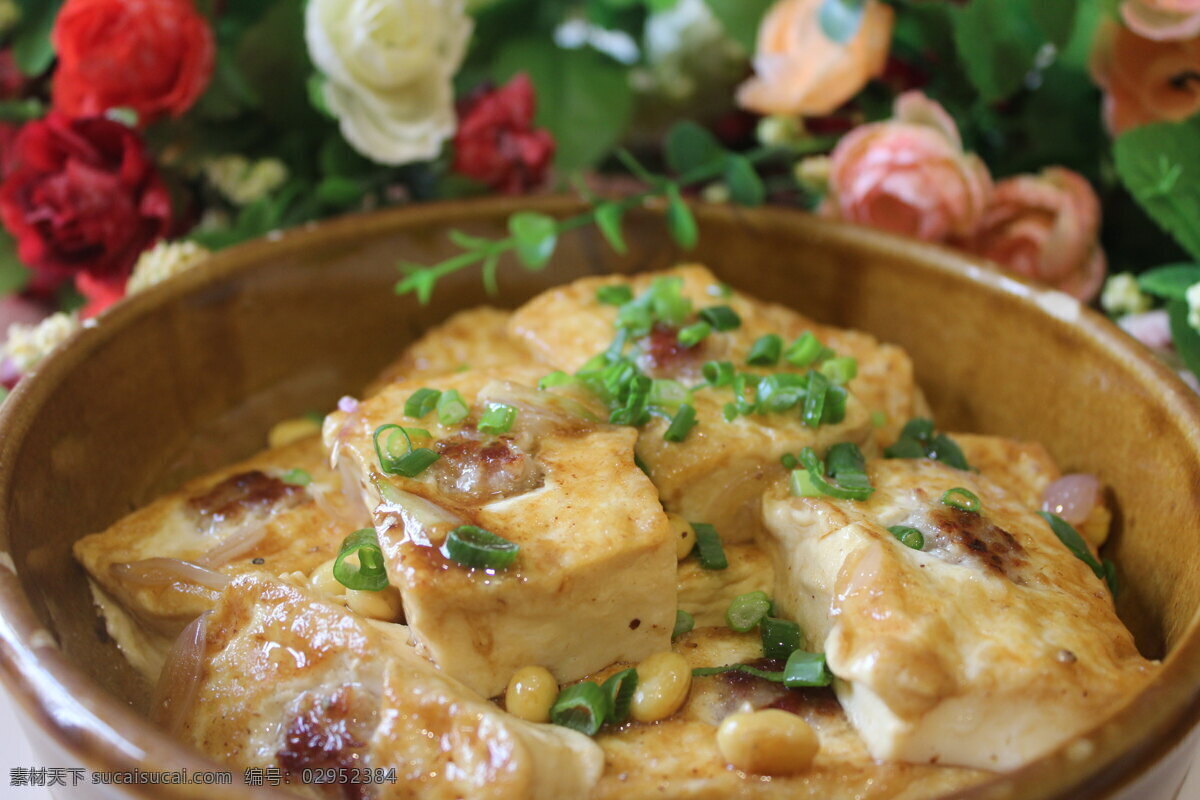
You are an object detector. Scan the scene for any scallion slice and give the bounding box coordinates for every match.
[761,617,804,660]
[789,468,823,497]
[819,356,858,385]
[703,360,736,388]
[404,387,442,419]
[673,609,695,639]
[1038,511,1117,594]
[693,522,728,570]
[597,285,633,306]
[825,442,872,490]
[478,403,518,435]
[664,403,697,442]
[443,525,519,570]
[796,446,875,501]
[333,529,389,591]
[649,378,689,408]
[692,663,784,681]
[746,334,783,366]
[821,383,848,425]
[884,418,971,471]
[889,525,925,550]
[677,321,711,348]
[726,590,772,633]
[941,487,981,513]
[373,424,440,478]
[801,371,829,428]
[782,650,833,688]
[551,682,609,736]
[699,305,741,331]
[280,468,312,486]
[780,452,799,470]
[437,389,469,426]
[784,332,823,367]
[539,371,575,389]
[601,669,638,725]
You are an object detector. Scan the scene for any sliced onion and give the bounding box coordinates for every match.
[1041,474,1102,526]
[338,395,360,413]
[374,480,462,547]
[477,380,598,439]
[194,522,267,568]
[111,558,231,592]
[152,611,210,735]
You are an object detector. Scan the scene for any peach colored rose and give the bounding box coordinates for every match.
[1122,0,1200,41]
[966,168,1106,302]
[737,0,894,117]
[1090,20,1200,134]
[823,91,992,242]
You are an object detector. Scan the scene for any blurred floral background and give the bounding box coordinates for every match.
[0,0,1198,395]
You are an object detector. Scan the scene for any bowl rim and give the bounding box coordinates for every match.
[0,195,1198,799]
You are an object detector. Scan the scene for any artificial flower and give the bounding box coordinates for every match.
[126,240,210,295]
[51,0,215,124]
[1090,20,1200,134]
[2,311,80,374]
[822,91,992,242]
[635,0,746,113]
[1119,309,1173,349]
[1102,273,1154,317]
[0,113,171,307]
[305,0,472,166]
[1122,0,1200,41]
[204,156,289,206]
[737,0,894,117]
[453,74,555,194]
[966,168,1107,302]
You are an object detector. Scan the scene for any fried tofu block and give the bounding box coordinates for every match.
[173,575,603,800]
[366,307,535,394]
[953,433,1061,510]
[326,366,676,697]
[588,626,988,800]
[74,437,359,642]
[759,458,1157,771]
[676,543,775,627]
[510,265,922,541]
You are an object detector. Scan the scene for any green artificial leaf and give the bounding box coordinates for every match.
[492,38,635,172]
[1139,264,1200,301]
[665,185,698,250]
[481,252,501,296]
[595,202,628,255]
[952,0,1045,103]
[194,49,262,120]
[509,211,558,269]
[702,0,773,52]
[1030,0,1078,46]
[319,135,375,179]
[1168,300,1200,379]
[0,99,45,122]
[236,0,322,130]
[0,231,31,295]
[12,0,63,77]
[724,155,765,207]
[315,177,363,207]
[665,121,725,175]
[396,266,438,305]
[819,0,866,44]
[1114,116,1200,263]
[449,230,494,250]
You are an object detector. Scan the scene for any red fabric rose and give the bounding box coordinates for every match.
[52,0,215,124]
[0,112,171,314]
[453,74,556,194]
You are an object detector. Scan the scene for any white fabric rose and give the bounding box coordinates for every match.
[305,0,472,166]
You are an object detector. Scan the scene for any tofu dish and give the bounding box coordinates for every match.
[74,265,1157,799]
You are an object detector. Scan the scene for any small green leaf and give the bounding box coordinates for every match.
[819,0,866,44]
[0,99,45,122]
[665,122,726,175]
[1115,117,1200,263]
[396,266,438,304]
[665,186,699,250]
[1168,300,1200,379]
[1030,0,1078,46]
[12,0,63,77]
[724,155,765,207]
[595,202,628,255]
[315,177,363,207]
[482,252,500,297]
[0,230,31,295]
[509,211,558,270]
[1138,264,1200,301]
[702,0,774,51]
[952,0,1045,103]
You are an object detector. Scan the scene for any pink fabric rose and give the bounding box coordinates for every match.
[966,168,1106,302]
[1090,20,1200,134]
[822,91,993,242]
[1122,0,1200,41]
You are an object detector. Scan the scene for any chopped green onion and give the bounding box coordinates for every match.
[664,403,697,442]
[782,650,833,688]
[609,374,652,426]
[819,356,858,385]
[722,402,739,422]
[821,383,848,425]
[780,452,799,470]
[760,617,804,660]
[443,525,520,570]
[649,378,689,409]
[437,389,469,426]
[333,529,389,591]
[707,283,734,298]
[784,332,823,367]
[870,410,888,428]
[601,669,638,725]
[673,609,695,639]
[677,321,711,348]
[393,448,440,477]
[699,305,741,331]
[692,663,785,681]
[754,373,807,414]
[796,446,875,501]
[790,469,823,497]
[825,443,872,490]
[478,403,518,435]
[404,388,442,419]
[941,487,981,513]
[373,424,441,478]
[801,371,829,428]
[550,682,608,736]
[539,371,575,389]
[1038,511,1117,594]
[280,468,312,486]
[703,360,736,388]
[693,522,728,570]
[726,590,772,632]
[746,334,783,366]
[884,418,971,471]
[597,285,633,306]
[889,525,925,550]
[649,276,693,326]
[634,451,652,476]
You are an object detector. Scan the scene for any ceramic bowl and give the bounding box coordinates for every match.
[1,197,1198,799]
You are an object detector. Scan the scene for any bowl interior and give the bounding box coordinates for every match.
[2,197,1199,799]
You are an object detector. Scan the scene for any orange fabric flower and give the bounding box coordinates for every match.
[1090,20,1200,134]
[736,0,894,117]
[1122,0,1200,41]
[823,92,992,242]
[966,168,1106,302]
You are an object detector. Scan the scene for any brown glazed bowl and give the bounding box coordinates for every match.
[0,196,1198,800]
